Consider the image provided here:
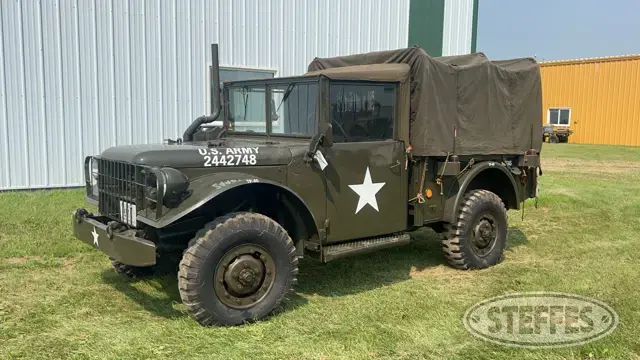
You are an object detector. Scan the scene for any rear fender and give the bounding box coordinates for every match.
[443,161,521,223]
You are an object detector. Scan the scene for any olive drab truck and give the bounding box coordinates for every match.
[72,45,542,326]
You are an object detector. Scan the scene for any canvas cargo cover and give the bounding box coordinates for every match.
[307,47,542,156]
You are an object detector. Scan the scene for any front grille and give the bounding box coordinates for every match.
[97,159,147,226]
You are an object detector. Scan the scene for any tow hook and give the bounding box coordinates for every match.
[75,208,89,224]
[106,221,126,240]
[105,221,119,240]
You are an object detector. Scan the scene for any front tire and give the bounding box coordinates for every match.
[178,212,298,326]
[442,190,507,270]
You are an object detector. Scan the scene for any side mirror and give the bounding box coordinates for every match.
[304,123,333,164]
[320,123,333,148]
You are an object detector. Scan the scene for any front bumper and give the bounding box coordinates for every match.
[72,209,156,266]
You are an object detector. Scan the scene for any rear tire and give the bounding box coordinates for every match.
[442,190,507,270]
[549,135,560,143]
[178,212,298,326]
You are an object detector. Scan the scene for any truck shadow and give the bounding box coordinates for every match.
[100,270,185,320]
[99,266,310,321]
[99,227,527,320]
[506,227,529,249]
[295,227,529,297]
[295,229,444,297]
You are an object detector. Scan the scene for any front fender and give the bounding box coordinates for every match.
[442,161,521,223]
[137,172,317,231]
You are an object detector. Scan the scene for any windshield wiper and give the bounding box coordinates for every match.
[241,86,249,122]
[275,83,297,134]
[276,83,296,113]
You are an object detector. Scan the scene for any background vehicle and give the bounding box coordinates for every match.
[543,125,573,143]
[72,44,542,326]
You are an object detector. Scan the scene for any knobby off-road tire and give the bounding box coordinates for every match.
[178,212,298,326]
[110,259,155,278]
[443,189,508,270]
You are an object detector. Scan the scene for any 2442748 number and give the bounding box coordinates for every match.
[204,154,257,167]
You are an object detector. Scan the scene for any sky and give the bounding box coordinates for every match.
[477,0,640,61]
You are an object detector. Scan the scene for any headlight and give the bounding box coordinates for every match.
[85,156,99,199]
[143,171,158,210]
[89,158,99,199]
[90,158,99,198]
[90,158,99,185]
[154,168,191,208]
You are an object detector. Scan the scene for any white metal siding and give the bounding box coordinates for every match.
[0,0,411,190]
[442,0,474,56]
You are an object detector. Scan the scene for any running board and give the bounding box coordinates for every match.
[322,233,411,262]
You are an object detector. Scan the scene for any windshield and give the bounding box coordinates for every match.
[226,81,318,136]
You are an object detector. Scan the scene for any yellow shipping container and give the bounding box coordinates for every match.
[540,55,640,146]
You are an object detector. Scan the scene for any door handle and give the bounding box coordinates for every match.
[389,160,401,169]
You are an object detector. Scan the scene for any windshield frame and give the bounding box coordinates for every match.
[223,76,322,139]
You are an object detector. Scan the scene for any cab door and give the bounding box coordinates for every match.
[322,81,407,243]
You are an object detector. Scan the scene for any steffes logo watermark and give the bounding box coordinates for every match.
[463,292,619,348]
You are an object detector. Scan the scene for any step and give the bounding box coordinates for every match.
[322,233,411,262]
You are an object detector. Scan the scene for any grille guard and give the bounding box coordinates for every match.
[91,157,165,227]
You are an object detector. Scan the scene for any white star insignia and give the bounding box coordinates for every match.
[91,227,99,247]
[348,167,386,214]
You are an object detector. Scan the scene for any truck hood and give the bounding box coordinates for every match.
[100,138,306,167]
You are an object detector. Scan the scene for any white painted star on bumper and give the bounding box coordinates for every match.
[348,167,386,214]
[91,226,99,247]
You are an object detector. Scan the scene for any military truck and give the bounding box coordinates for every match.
[72,45,542,326]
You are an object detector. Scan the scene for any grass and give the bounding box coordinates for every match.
[541,143,640,161]
[1,143,640,359]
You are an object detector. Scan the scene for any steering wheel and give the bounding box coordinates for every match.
[331,118,349,142]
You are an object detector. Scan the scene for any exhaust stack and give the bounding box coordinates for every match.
[183,44,222,142]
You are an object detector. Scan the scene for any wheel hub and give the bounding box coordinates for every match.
[223,254,264,296]
[475,220,494,247]
[471,215,498,256]
[238,268,257,286]
[214,245,276,309]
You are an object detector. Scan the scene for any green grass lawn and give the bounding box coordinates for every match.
[1,143,640,359]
